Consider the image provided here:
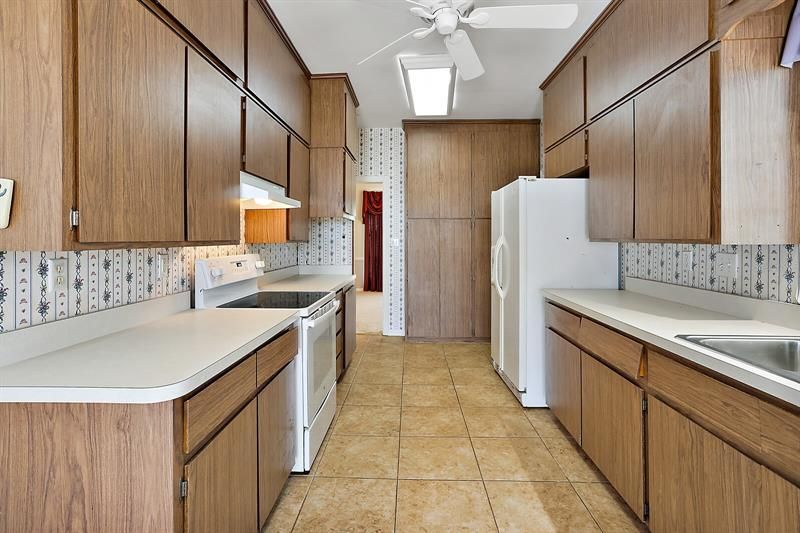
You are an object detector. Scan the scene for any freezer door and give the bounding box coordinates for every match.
[490,189,503,369]
[501,180,523,391]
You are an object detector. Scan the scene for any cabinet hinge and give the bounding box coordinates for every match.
[584,130,588,140]
[642,398,648,412]
[643,503,649,520]
[241,99,246,111]
[180,479,188,501]
[70,208,80,228]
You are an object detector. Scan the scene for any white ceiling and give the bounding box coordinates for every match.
[270,0,610,127]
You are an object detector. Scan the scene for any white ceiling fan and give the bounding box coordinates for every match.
[358,0,579,81]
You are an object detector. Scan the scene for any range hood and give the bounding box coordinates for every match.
[240,171,300,210]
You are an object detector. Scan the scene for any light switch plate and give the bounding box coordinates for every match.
[47,258,68,293]
[0,178,14,229]
[680,250,694,272]
[716,252,739,280]
[157,252,169,280]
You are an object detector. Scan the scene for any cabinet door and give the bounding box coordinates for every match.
[407,219,440,338]
[648,396,763,533]
[543,56,585,149]
[345,89,359,158]
[159,0,244,79]
[543,130,586,179]
[472,219,492,339]
[185,399,258,533]
[186,51,242,242]
[472,123,539,218]
[763,466,800,533]
[288,138,310,241]
[344,285,357,364]
[440,219,472,338]
[344,152,356,216]
[587,100,634,241]
[258,361,297,528]
[245,100,289,188]
[544,330,582,442]
[309,148,344,218]
[634,53,712,241]
[77,0,185,243]
[581,354,645,520]
[247,0,310,141]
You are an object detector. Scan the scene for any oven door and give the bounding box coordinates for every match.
[303,301,338,424]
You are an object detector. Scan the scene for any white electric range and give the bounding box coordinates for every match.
[194,254,338,472]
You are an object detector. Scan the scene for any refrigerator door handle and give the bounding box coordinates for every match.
[495,238,507,298]
[491,242,501,290]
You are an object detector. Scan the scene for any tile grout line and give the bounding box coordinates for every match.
[394,340,406,533]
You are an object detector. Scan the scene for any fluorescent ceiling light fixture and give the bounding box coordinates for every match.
[400,55,456,117]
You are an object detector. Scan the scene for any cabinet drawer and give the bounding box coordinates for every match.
[184,354,257,454]
[544,130,586,178]
[256,328,298,388]
[759,400,800,481]
[577,319,643,379]
[336,331,344,356]
[545,303,581,342]
[647,350,762,453]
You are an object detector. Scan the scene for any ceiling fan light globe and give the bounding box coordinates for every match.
[435,10,459,34]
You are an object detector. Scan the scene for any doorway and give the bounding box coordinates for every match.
[354,180,383,333]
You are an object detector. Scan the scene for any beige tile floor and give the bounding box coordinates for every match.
[263,335,646,533]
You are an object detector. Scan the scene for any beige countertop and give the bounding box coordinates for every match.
[260,273,355,293]
[544,288,800,407]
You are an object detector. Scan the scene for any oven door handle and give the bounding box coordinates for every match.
[304,300,340,329]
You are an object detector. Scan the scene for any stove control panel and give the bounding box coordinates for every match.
[195,254,263,291]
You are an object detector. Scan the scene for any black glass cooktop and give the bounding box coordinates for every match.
[219,291,330,310]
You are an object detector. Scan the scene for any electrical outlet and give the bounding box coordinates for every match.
[0,178,14,229]
[46,258,68,293]
[157,253,169,280]
[680,250,694,271]
[716,252,739,279]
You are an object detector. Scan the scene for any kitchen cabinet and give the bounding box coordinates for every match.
[543,55,585,149]
[310,148,346,218]
[344,152,356,216]
[184,399,258,533]
[186,51,242,243]
[247,0,310,142]
[581,353,646,520]
[407,219,440,339]
[77,0,186,244]
[288,137,310,241]
[244,210,288,244]
[310,76,359,155]
[584,0,709,118]
[159,0,245,79]
[472,219,492,339]
[544,330,582,442]
[344,284,357,366]
[542,130,586,179]
[634,54,712,242]
[439,219,473,339]
[587,100,634,241]
[258,360,297,528]
[244,99,289,188]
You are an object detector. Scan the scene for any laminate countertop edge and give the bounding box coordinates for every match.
[543,289,800,408]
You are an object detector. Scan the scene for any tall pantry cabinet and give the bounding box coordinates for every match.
[404,121,540,340]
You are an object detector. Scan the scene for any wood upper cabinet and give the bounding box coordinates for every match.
[439,219,473,339]
[543,55,585,149]
[246,0,310,142]
[244,99,289,188]
[309,148,345,218]
[344,152,356,216]
[159,0,244,79]
[587,100,634,241]
[345,88,359,159]
[634,54,711,242]
[310,76,359,151]
[344,285,356,365]
[472,219,492,339]
[648,396,766,533]
[186,51,242,242]
[77,0,186,243]
[543,129,587,179]
[185,399,258,533]
[288,137,310,241]
[585,0,709,118]
[407,219,440,338]
[545,330,582,442]
[258,360,297,528]
[581,353,646,520]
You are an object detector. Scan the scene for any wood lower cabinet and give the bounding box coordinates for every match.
[581,353,646,520]
[77,0,186,243]
[587,100,634,241]
[439,219,473,339]
[184,399,258,533]
[472,219,492,339]
[244,99,289,188]
[344,284,356,365]
[159,0,244,79]
[186,50,241,243]
[407,219,440,338]
[258,360,297,528]
[544,330,582,442]
[288,137,310,241]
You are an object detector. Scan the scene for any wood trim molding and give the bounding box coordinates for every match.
[309,73,360,107]
[402,119,541,127]
[539,0,623,90]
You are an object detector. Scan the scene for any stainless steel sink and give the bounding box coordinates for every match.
[676,335,800,383]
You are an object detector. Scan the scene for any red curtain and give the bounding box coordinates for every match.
[362,191,383,292]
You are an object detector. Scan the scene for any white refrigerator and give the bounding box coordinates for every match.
[490,177,618,407]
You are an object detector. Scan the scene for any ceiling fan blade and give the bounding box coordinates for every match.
[410,6,435,19]
[405,0,434,8]
[357,26,431,66]
[467,4,579,29]
[445,29,485,80]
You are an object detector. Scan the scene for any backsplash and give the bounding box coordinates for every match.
[299,218,353,266]
[359,128,405,335]
[621,243,799,305]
